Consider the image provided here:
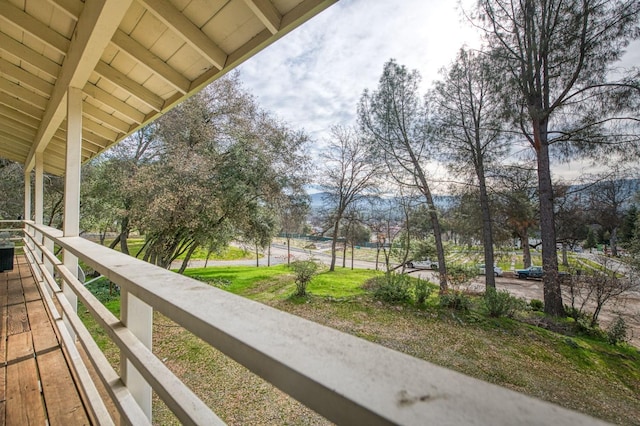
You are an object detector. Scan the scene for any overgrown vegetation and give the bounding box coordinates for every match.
[290,259,321,296]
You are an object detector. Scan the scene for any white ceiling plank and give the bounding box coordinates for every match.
[242,0,281,34]
[82,115,120,140]
[0,78,48,110]
[0,57,54,97]
[0,104,41,128]
[0,91,44,120]
[137,0,228,69]
[94,61,164,111]
[82,101,130,133]
[111,29,190,94]
[26,0,134,171]
[48,0,84,20]
[0,1,71,55]
[83,82,146,123]
[0,32,61,78]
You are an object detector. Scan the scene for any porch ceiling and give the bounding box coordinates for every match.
[0,0,336,175]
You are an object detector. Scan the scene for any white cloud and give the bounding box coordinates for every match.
[237,0,481,146]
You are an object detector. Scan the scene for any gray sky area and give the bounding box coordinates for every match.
[237,0,639,183]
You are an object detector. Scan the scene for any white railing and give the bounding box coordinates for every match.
[17,221,608,425]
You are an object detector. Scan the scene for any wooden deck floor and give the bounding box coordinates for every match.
[0,255,91,425]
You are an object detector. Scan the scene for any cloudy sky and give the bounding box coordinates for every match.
[236,0,639,181]
[238,0,479,146]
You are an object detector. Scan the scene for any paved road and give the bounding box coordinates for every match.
[172,244,640,347]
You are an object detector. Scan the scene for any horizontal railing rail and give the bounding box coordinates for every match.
[15,221,608,425]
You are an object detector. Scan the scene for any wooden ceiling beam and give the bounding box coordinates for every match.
[83,82,145,124]
[0,92,44,120]
[0,32,61,79]
[0,58,54,98]
[82,102,130,134]
[94,61,164,111]
[111,30,190,94]
[243,0,282,34]
[138,0,227,70]
[26,0,133,171]
[48,0,84,20]
[0,78,48,111]
[0,1,70,55]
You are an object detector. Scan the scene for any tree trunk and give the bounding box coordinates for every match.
[521,233,532,268]
[610,227,618,256]
[109,233,121,249]
[268,244,271,267]
[477,165,495,289]
[329,219,340,272]
[119,216,130,255]
[286,236,291,265]
[535,121,564,316]
[178,243,198,274]
[342,237,347,268]
[562,242,569,267]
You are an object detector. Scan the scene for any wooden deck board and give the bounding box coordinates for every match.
[6,357,46,425]
[1,255,98,425]
[39,350,90,425]
[6,280,23,306]
[6,304,28,336]
[6,332,46,425]
[26,301,59,354]
[22,278,41,303]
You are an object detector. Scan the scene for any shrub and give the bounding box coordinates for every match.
[484,288,527,318]
[439,290,471,311]
[445,264,477,287]
[606,316,629,345]
[290,259,320,297]
[529,299,544,312]
[372,273,412,304]
[414,278,432,307]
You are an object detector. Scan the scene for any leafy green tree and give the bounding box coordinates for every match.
[130,73,310,271]
[473,0,640,315]
[433,48,509,289]
[359,60,448,291]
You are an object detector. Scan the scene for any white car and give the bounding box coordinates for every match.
[478,264,503,277]
[406,260,439,270]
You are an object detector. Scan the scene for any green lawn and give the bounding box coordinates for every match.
[79,265,640,425]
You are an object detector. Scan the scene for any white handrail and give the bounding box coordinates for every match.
[17,222,608,425]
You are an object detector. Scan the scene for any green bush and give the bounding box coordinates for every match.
[445,264,477,287]
[606,316,629,345]
[529,299,544,312]
[439,290,471,311]
[372,273,412,304]
[290,259,320,296]
[414,278,432,307]
[484,288,527,318]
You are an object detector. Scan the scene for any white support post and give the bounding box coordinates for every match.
[63,87,82,334]
[34,153,44,269]
[23,170,32,251]
[120,290,153,420]
[23,170,31,221]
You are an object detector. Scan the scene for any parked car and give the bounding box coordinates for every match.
[406,259,438,270]
[477,264,503,277]
[516,266,544,279]
[516,266,570,280]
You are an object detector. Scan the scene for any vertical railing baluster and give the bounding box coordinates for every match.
[120,289,153,421]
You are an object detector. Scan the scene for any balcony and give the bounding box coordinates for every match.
[0,220,608,425]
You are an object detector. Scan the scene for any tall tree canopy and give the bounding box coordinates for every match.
[473,0,640,315]
[359,59,449,291]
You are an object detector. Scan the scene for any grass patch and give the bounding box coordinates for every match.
[80,265,640,425]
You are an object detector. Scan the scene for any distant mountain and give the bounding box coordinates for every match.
[308,191,456,212]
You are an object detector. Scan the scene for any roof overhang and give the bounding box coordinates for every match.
[0,0,337,175]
